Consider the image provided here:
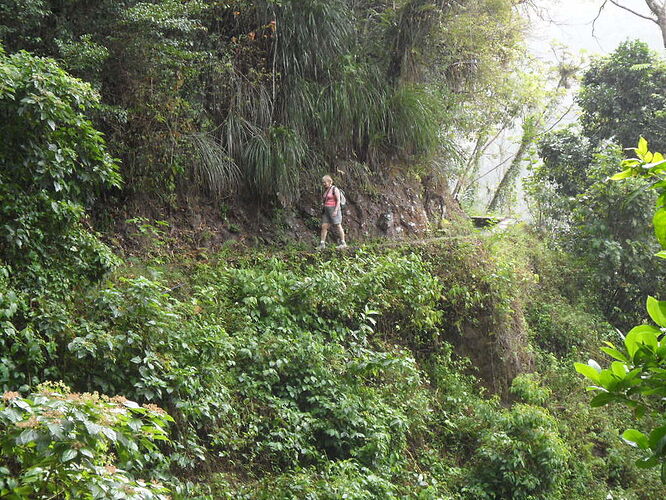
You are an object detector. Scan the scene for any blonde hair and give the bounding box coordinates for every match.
[322,175,333,183]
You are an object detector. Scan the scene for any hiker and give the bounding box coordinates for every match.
[319,175,347,249]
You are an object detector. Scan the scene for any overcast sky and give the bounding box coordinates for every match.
[528,0,663,59]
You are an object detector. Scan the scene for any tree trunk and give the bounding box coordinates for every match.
[646,0,666,47]
[453,128,489,201]
[486,117,537,213]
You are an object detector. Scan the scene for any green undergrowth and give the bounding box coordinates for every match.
[2,228,665,498]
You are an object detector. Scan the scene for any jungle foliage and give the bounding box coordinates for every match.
[577,139,666,483]
[4,230,666,498]
[0,60,662,491]
[3,1,666,498]
[0,0,528,206]
[527,41,666,328]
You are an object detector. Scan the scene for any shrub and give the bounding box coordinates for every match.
[0,48,120,296]
[466,404,570,500]
[510,373,551,406]
[0,381,172,499]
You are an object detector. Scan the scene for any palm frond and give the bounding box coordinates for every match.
[385,0,441,82]
[281,64,389,163]
[384,84,442,157]
[242,126,309,205]
[262,0,354,79]
[189,133,241,197]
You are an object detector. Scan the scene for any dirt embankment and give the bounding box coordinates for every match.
[105,171,465,252]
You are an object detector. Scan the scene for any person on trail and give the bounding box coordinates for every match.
[319,175,347,249]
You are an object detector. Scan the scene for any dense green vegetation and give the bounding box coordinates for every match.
[576,139,666,482]
[3,1,666,498]
[0,0,529,205]
[5,223,666,497]
[527,41,666,491]
[527,41,666,329]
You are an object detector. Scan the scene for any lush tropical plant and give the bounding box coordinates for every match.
[0,0,528,204]
[0,381,172,499]
[465,404,570,499]
[528,129,665,327]
[0,46,120,295]
[576,138,666,481]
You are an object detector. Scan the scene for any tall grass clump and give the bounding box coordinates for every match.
[189,132,241,197]
[202,0,454,202]
[242,126,308,204]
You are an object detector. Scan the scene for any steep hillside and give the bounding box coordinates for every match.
[3,207,666,497]
[105,170,465,253]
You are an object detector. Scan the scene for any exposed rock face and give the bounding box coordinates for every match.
[293,172,464,244]
[456,308,533,398]
[106,171,466,253]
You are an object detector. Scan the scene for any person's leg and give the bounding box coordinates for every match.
[335,224,346,247]
[319,223,330,248]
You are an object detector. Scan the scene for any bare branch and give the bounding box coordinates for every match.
[469,154,514,186]
[539,101,576,136]
[592,0,608,41]
[608,0,659,24]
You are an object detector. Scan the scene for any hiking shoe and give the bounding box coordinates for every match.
[337,242,347,249]
[317,242,326,250]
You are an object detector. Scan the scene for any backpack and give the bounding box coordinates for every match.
[336,187,347,208]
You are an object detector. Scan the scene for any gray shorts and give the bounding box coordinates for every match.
[322,206,342,225]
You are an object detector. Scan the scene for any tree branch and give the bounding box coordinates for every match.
[592,0,609,40]
[608,0,659,24]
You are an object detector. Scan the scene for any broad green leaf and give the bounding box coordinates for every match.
[610,168,634,180]
[599,369,619,390]
[590,392,616,407]
[46,422,63,439]
[655,251,666,259]
[600,345,628,362]
[16,429,39,445]
[657,345,666,358]
[655,152,665,163]
[101,427,117,441]
[634,405,647,419]
[647,296,666,327]
[624,367,643,383]
[128,419,142,432]
[14,400,30,411]
[645,151,654,162]
[649,426,666,453]
[642,386,666,397]
[610,361,627,378]
[61,449,78,462]
[623,429,649,449]
[648,159,666,173]
[653,208,666,248]
[625,324,661,357]
[638,137,649,157]
[84,421,101,436]
[574,362,601,382]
